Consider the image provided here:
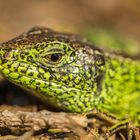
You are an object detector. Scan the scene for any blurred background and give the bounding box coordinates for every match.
[0,0,140,54]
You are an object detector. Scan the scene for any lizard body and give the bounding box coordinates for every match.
[0,27,140,124]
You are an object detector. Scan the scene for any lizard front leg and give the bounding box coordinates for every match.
[86,110,136,139]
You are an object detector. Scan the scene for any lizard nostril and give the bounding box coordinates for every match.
[4,51,11,59]
[2,49,17,61]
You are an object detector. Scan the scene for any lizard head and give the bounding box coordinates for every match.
[0,27,105,112]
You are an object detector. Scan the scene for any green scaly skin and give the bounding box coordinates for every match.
[0,27,140,124]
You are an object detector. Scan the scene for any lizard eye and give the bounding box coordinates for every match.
[46,53,62,62]
[38,46,65,66]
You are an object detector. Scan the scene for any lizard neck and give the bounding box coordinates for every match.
[98,54,140,121]
[103,55,140,94]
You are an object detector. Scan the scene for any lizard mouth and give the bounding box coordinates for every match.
[0,59,60,88]
[0,58,89,92]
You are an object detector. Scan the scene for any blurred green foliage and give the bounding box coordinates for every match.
[84,28,140,55]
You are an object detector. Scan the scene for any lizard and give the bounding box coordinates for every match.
[0,26,140,137]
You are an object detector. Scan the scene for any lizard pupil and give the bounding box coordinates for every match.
[51,54,61,62]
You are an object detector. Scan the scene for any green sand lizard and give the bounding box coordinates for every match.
[0,27,140,127]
